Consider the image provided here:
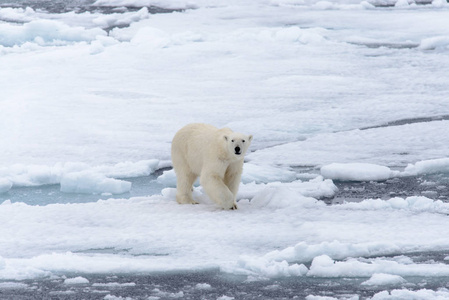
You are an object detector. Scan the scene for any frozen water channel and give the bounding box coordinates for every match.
[2,0,449,299]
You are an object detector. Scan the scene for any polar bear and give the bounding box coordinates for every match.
[171,123,252,210]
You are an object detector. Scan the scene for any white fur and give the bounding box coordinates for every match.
[171,123,252,210]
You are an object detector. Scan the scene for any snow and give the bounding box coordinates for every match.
[1,0,449,298]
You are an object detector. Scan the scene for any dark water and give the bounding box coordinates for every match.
[0,0,182,14]
[2,268,449,300]
[330,173,449,205]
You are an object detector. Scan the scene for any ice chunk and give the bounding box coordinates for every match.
[64,276,89,285]
[60,171,131,194]
[157,169,177,187]
[92,282,136,287]
[0,179,12,193]
[361,273,406,286]
[0,19,106,47]
[195,283,212,290]
[321,163,397,181]
[403,158,449,176]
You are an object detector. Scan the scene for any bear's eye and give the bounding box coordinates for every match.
[231,140,234,142]
[242,140,245,143]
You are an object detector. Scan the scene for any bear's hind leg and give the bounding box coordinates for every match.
[176,172,198,205]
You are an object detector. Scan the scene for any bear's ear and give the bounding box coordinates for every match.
[224,135,228,141]
[248,135,253,141]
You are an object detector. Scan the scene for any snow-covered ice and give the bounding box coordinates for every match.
[1,0,449,298]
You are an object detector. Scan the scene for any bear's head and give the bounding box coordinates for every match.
[224,132,252,159]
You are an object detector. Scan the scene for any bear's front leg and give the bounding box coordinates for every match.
[200,173,237,210]
[224,162,243,200]
[175,172,199,205]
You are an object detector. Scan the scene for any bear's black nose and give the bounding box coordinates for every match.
[235,146,241,154]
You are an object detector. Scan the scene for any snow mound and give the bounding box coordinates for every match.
[60,171,132,195]
[361,273,406,286]
[0,179,13,194]
[419,36,449,50]
[321,163,398,181]
[0,19,106,47]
